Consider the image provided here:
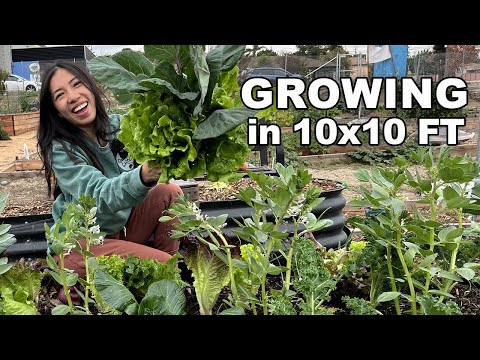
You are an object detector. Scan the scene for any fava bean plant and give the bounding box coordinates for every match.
[347,145,480,315]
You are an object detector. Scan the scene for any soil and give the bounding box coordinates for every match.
[0,130,38,169]
[31,257,480,316]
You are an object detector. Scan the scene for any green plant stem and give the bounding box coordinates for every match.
[284,239,294,291]
[284,220,299,291]
[251,291,258,315]
[424,182,439,293]
[59,254,74,315]
[259,200,295,315]
[260,241,275,315]
[395,229,417,315]
[386,243,401,315]
[83,240,91,315]
[309,293,315,315]
[439,210,463,303]
[209,227,239,305]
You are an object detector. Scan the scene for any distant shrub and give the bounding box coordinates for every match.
[0,124,10,140]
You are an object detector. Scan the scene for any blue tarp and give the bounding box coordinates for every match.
[373,45,408,78]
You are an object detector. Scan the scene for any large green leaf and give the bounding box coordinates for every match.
[138,78,199,101]
[0,257,12,275]
[193,108,256,140]
[88,56,146,104]
[137,280,186,315]
[0,193,17,254]
[185,243,230,315]
[94,270,137,312]
[153,60,188,93]
[111,50,155,77]
[0,192,8,214]
[144,45,190,69]
[190,45,210,115]
[207,45,246,73]
[204,45,246,110]
[145,45,198,96]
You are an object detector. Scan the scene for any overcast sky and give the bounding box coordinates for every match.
[89,45,433,56]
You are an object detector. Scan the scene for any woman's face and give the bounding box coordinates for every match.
[49,68,96,131]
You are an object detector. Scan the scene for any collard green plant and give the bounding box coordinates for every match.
[88,45,256,183]
[93,271,186,315]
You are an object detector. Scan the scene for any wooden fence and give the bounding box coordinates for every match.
[0,111,39,136]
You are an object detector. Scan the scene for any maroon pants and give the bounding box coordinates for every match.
[61,182,183,279]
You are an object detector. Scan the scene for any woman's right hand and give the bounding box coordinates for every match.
[140,162,161,184]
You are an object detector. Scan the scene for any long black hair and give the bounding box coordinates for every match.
[37,60,110,198]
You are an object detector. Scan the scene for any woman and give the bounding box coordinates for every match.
[37,60,182,280]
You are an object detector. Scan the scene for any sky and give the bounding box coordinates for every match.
[88,45,433,56]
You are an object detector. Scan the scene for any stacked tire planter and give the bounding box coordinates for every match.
[198,181,348,249]
[2,181,348,262]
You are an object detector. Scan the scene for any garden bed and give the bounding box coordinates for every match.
[0,111,39,136]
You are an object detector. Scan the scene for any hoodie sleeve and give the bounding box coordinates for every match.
[52,142,151,213]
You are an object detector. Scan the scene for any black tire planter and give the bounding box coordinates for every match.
[1,214,53,261]
[199,180,348,249]
[311,182,348,248]
[2,181,347,260]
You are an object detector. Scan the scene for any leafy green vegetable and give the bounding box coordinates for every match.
[89,45,256,182]
[185,242,230,315]
[0,262,43,315]
[97,254,183,298]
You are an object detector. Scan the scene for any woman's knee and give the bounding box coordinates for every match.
[151,182,183,204]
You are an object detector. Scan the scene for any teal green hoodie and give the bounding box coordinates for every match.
[51,114,152,235]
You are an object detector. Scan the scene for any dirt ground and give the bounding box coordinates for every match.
[0,130,38,169]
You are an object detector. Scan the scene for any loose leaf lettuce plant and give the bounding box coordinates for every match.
[88,45,256,183]
[0,193,16,275]
[0,193,43,315]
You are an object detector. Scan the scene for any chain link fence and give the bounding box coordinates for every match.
[408,50,480,81]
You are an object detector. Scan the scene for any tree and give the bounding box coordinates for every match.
[244,45,267,57]
[257,49,277,56]
[433,45,446,53]
[444,45,479,77]
[0,69,8,95]
[294,45,348,60]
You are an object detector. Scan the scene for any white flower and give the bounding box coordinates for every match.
[89,225,100,234]
[64,244,76,256]
[91,236,104,246]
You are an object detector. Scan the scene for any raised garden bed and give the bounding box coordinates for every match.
[0,111,39,136]
[2,177,349,261]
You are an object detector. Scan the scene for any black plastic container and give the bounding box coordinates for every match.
[1,181,348,260]
[1,214,53,261]
[199,181,348,249]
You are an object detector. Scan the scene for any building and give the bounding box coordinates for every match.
[348,54,368,79]
[0,45,95,81]
[0,45,12,73]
